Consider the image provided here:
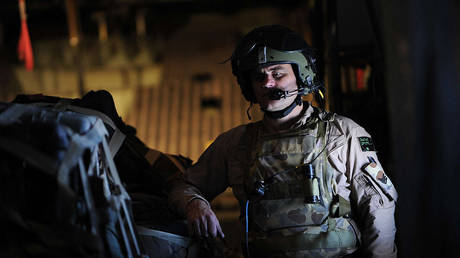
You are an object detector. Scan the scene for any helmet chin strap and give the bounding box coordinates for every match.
[261,95,302,119]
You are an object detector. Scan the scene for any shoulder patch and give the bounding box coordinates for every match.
[358,137,375,151]
[362,159,396,201]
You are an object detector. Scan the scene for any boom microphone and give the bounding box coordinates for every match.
[268,88,307,100]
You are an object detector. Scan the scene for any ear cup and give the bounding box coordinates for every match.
[231,25,322,104]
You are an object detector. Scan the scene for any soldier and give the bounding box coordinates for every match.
[169,25,397,257]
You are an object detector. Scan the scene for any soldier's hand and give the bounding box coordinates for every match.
[185,199,225,239]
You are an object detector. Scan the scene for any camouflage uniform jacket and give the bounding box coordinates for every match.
[169,104,397,257]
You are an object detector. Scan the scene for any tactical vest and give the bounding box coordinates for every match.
[244,111,359,257]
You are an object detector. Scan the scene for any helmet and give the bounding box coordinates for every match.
[231,25,320,103]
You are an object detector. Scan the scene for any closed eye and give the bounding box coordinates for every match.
[273,72,284,79]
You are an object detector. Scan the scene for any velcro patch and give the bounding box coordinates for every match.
[363,161,395,200]
[358,137,375,151]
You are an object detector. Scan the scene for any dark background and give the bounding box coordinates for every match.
[1,0,460,257]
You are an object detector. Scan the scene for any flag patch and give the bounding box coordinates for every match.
[358,137,375,151]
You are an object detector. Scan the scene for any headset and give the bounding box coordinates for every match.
[230,25,326,119]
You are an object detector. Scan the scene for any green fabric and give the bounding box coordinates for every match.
[250,227,357,255]
[338,196,351,217]
[245,108,357,255]
[263,179,320,200]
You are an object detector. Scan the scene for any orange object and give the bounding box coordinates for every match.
[17,0,34,70]
[356,67,365,90]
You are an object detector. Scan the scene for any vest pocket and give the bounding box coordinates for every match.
[250,198,329,231]
[249,216,358,256]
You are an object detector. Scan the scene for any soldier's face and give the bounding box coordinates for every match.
[250,64,298,112]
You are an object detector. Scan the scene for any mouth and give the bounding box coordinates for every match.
[266,89,286,100]
[265,89,300,100]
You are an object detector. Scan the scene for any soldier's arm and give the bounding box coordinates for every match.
[168,130,231,214]
[346,126,398,257]
[168,131,233,238]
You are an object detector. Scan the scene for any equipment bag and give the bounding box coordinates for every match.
[0,102,143,257]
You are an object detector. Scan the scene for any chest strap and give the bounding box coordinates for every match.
[262,180,319,200]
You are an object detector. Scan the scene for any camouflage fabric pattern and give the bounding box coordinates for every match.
[248,217,358,257]
[252,247,355,258]
[250,198,329,231]
[245,119,358,255]
[267,248,354,258]
[247,121,331,231]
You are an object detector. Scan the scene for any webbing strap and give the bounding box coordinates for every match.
[121,197,141,255]
[64,104,126,157]
[145,149,161,165]
[0,103,35,126]
[31,102,126,157]
[250,228,356,255]
[145,150,185,181]
[338,196,351,217]
[316,120,326,138]
[108,129,126,158]
[114,197,133,258]
[78,158,98,235]
[136,226,194,248]
[165,154,185,173]
[330,196,351,218]
[33,101,118,131]
[264,180,316,200]
[101,136,130,200]
[57,119,107,186]
[104,161,139,256]
[262,96,302,119]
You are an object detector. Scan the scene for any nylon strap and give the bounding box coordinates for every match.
[115,198,133,257]
[0,103,35,126]
[145,149,162,165]
[338,196,351,217]
[121,197,141,254]
[59,102,126,157]
[262,95,302,119]
[145,150,186,181]
[108,129,126,158]
[101,135,130,200]
[165,154,186,173]
[264,180,318,200]
[32,101,126,157]
[317,119,326,138]
[78,158,99,235]
[57,119,107,186]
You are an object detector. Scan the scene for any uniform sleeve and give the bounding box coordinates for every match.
[345,126,398,257]
[168,131,233,216]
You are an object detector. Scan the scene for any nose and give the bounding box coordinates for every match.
[262,74,276,88]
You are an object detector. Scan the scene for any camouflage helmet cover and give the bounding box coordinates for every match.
[231,25,318,103]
